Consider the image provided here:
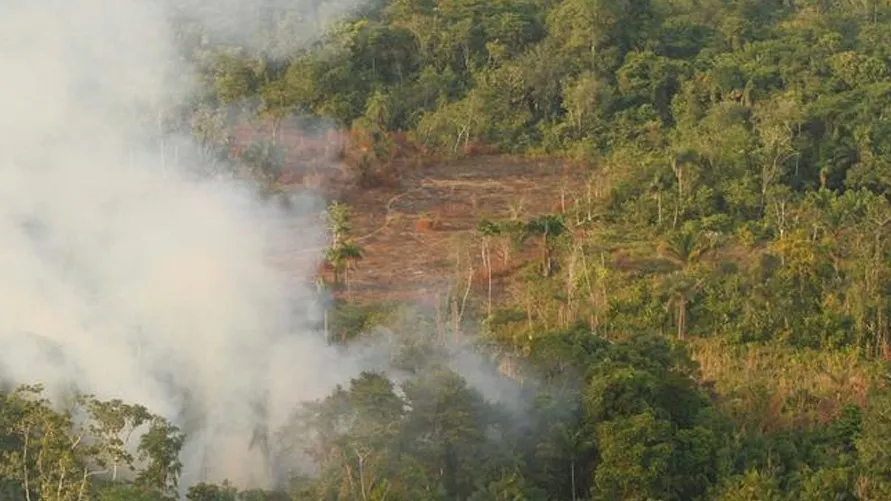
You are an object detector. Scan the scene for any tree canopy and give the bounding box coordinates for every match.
[7,0,891,499]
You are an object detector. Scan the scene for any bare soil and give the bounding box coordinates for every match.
[309,155,589,303]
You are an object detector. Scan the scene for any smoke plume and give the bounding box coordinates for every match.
[0,0,366,490]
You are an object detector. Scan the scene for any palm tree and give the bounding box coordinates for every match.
[649,170,672,227]
[658,227,719,340]
[478,219,502,317]
[663,275,703,341]
[325,241,364,296]
[323,201,365,295]
[325,201,353,248]
[660,228,708,268]
[522,214,566,277]
[558,423,595,501]
[339,242,364,296]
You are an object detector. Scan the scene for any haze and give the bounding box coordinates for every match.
[0,0,365,489]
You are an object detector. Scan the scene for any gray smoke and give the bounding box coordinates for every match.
[169,0,365,58]
[0,0,366,490]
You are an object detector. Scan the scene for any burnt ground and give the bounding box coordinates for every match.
[293,155,590,304]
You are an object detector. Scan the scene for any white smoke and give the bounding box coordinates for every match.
[169,0,365,58]
[0,0,366,490]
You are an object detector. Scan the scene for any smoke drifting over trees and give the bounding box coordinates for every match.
[7,0,891,499]
[0,0,365,490]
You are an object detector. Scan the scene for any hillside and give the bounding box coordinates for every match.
[323,156,584,301]
[5,0,891,501]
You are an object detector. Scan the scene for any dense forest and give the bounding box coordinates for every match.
[6,0,891,499]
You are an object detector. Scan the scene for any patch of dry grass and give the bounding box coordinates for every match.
[690,337,885,433]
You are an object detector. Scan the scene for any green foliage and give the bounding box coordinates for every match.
[0,385,183,501]
[96,484,175,501]
[186,482,238,501]
[713,470,782,501]
[8,0,891,499]
[324,201,365,293]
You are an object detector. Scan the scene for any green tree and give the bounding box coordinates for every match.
[134,418,185,495]
[478,219,502,317]
[713,470,782,501]
[657,226,717,340]
[521,214,566,277]
[324,202,366,294]
[86,399,152,481]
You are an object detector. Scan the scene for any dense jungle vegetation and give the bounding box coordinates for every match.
[6,0,891,499]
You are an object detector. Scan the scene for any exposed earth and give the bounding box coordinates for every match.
[230,120,591,304]
[312,156,588,304]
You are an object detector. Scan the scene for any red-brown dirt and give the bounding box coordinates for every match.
[229,120,590,304]
[315,155,588,303]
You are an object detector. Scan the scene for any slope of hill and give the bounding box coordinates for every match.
[6,0,891,500]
